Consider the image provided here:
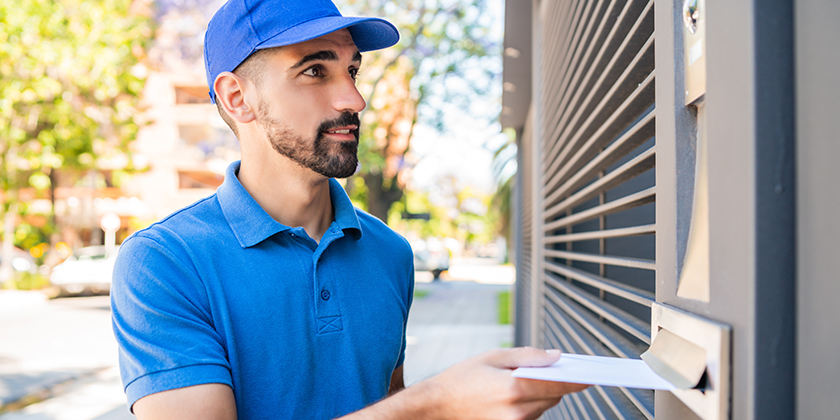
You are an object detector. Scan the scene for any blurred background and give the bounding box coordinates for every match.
[0,0,516,291]
[4,0,839,419]
[0,0,517,418]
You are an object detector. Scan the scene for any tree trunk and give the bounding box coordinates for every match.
[1,200,18,287]
[1,140,19,287]
[49,168,57,230]
[363,172,403,222]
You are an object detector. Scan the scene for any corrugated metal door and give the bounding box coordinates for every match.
[514,112,534,347]
[514,0,656,418]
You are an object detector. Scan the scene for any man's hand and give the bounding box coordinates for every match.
[421,347,590,419]
[341,347,589,420]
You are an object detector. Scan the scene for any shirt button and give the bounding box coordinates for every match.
[289,232,296,237]
[321,290,331,301]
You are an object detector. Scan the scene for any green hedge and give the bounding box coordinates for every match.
[498,290,511,325]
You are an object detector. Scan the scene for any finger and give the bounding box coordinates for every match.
[513,398,564,420]
[482,347,563,369]
[515,378,591,400]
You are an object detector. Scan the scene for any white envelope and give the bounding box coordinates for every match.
[512,353,677,391]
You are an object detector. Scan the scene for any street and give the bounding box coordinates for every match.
[0,258,513,419]
[0,293,126,420]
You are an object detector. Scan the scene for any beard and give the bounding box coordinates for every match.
[256,101,360,178]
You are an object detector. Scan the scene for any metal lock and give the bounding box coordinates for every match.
[683,0,706,104]
[683,0,700,34]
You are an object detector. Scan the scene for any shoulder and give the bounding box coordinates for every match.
[112,195,228,317]
[115,194,230,282]
[354,208,412,256]
[123,194,226,251]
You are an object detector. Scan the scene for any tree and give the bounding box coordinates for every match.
[0,0,152,284]
[489,127,517,245]
[337,0,502,221]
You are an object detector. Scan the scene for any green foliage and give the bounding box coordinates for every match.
[489,127,517,246]
[0,0,152,195]
[335,0,501,219]
[388,184,502,248]
[497,290,510,325]
[347,175,370,209]
[0,0,152,264]
[14,223,49,253]
[13,272,49,291]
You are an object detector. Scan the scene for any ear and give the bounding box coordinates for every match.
[214,72,257,124]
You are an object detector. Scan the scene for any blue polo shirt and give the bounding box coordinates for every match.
[111,161,414,419]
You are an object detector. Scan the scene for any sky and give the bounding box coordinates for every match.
[411,119,507,195]
[405,0,509,196]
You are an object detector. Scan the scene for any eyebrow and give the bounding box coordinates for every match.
[290,50,362,70]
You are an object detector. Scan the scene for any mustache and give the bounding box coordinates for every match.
[318,112,361,135]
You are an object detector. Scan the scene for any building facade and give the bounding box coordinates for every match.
[124,71,239,222]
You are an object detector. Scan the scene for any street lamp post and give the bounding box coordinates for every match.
[99,212,121,257]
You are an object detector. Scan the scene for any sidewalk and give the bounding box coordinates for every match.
[0,368,129,420]
[404,278,513,384]
[0,292,119,418]
[0,291,48,311]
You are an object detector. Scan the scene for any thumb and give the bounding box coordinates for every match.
[484,347,562,369]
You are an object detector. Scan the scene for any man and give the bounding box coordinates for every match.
[111,0,587,418]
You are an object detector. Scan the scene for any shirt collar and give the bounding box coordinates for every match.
[217,161,362,248]
[328,175,363,240]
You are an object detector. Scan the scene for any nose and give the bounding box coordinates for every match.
[333,76,366,114]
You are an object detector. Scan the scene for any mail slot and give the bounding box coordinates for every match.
[646,303,731,420]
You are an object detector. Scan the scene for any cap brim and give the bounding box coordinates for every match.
[255,15,399,52]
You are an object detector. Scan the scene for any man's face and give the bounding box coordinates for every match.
[253,29,366,178]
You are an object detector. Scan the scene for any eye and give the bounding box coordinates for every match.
[349,68,360,80]
[302,66,324,77]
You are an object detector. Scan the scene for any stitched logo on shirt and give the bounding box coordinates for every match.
[317,316,343,333]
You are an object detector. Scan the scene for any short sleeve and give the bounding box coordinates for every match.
[111,234,232,410]
[396,247,415,368]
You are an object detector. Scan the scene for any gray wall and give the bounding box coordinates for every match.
[656,0,798,417]
[796,0,840,417]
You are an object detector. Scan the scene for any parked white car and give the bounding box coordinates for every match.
[49,246,118,296]
[411,238,450,280]
[0,247,37,276]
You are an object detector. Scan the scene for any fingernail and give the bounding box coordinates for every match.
[546,349,561,354]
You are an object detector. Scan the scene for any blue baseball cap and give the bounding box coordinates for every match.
[204,0,400,102]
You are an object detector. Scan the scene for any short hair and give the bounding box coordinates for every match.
[215,48,277,137]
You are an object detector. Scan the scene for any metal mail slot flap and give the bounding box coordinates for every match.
[650,303,732,420]
[641,327,707,389]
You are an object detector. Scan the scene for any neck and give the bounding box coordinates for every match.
[237,150,335,244]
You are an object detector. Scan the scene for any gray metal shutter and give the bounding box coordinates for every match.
[514,112,535,347]
[521,0,657,418]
